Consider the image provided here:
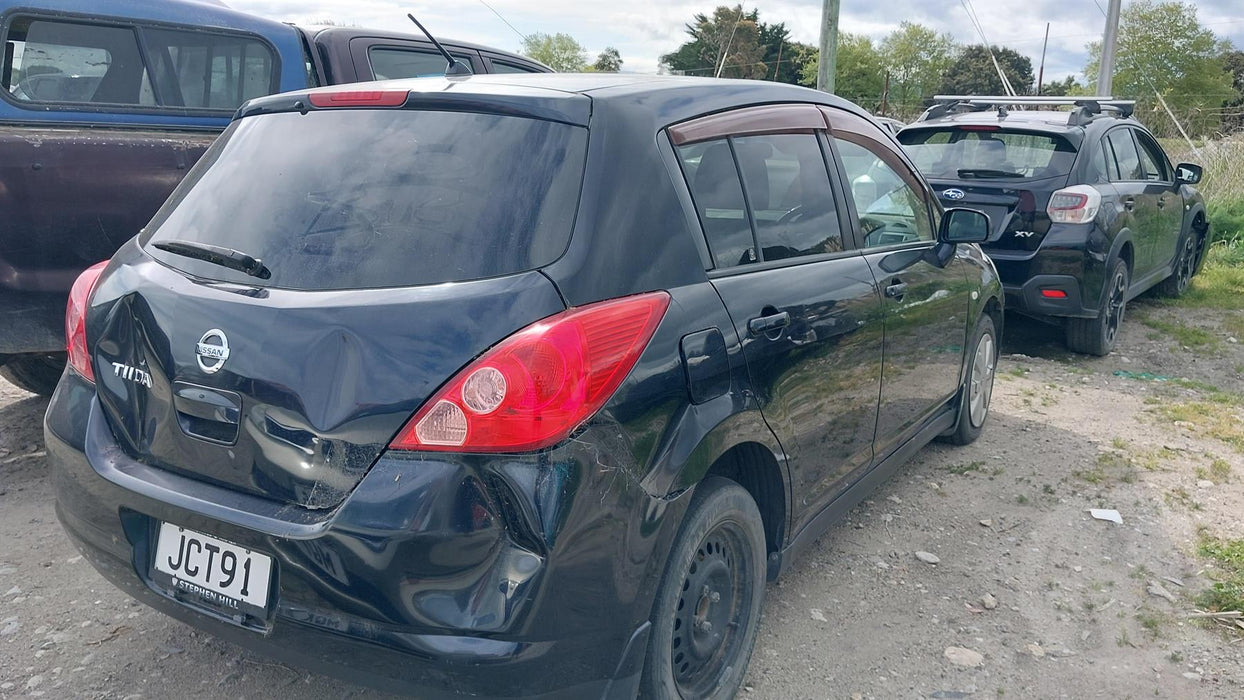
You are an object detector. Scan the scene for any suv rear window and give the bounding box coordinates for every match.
[899,129,1076,181]
[142,109,587,290]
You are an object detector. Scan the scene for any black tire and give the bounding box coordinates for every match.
[641,477,766,700]
[1156,229,1200,297]
[0,353,65,397]
[1066,259,1129,356]
[944,314,997,446]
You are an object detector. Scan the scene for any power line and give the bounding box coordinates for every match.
[476,0,527,44]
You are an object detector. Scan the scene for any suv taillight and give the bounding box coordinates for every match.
[65,261,109,382]
[389,291,670,453]
[1047,185,1102,224]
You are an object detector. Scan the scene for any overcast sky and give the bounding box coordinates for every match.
[231,0,1244,82]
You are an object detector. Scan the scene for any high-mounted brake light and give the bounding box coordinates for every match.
[65,260,109,382]
[1047,185,1102,224]
[958,125,1001,131]
[389,292,671,453]
[307,90,408,108]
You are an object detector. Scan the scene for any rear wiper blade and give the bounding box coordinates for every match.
[153,240,271,279]
[957,168,1025,179]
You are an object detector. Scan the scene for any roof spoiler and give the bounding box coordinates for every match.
[917,95,1135,125]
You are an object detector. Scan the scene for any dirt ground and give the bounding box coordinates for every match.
[2,301,1242,699]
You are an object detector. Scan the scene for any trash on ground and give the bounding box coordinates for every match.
[1088,509,1123,524]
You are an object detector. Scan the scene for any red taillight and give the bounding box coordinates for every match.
[307,90,408,108]
[1040,288,1068,299]
[65,261,109,382]
[390,292,671,453]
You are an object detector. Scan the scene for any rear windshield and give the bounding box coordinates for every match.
[899,129,1076,181]
[142,109,587,290]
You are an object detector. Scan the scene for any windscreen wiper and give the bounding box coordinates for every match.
[153,240,272,279]
[957,168,1025,179]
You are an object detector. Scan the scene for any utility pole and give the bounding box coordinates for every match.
[816,0,840,93]
[1037,23,1049,95]
[1097,0,1121,96]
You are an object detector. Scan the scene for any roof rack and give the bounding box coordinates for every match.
[918,95,1135,125]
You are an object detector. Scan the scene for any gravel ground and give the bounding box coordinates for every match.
[2,303,1242,699]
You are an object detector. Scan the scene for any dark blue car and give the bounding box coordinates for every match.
[46,74,1002,698]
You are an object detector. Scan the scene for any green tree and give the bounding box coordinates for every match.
[880,22,959,116]
[1223,50,1244,132]
[521,32,587,72]
[757,21,815,85]
[660,5,765,79]
[1039,74,1086,96]
[939,45,1033,96]
[801,33,885,105]
[1085,1,1237,136]
[593,47,623,72]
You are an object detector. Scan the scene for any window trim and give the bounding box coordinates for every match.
[669,103,827,146]
[0,10,282,116]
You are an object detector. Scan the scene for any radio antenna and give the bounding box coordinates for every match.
[406,13,473,77]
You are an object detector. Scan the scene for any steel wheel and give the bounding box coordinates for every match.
[671,520,755,697]
[968,331,995,429]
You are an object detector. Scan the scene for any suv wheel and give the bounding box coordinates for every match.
[944,314,997,446]
[1066,259,1129,356]
[1156,232,1199,297]
[642,476,766,700]
[0,353,65,397]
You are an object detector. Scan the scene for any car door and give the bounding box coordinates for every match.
[669,105,885,528]
[826,108,972,457]
[1104,128,1161,277]
[1133,129,1184,273]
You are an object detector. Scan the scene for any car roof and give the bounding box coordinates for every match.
[253,73,877,128]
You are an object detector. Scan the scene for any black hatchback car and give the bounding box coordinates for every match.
[899,96,1208,355]
[45,75,1002,699]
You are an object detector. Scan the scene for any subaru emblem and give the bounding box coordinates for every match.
[943,188,966,201]
[196,329,230,374]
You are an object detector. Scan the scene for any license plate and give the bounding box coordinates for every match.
[153,522,273,613]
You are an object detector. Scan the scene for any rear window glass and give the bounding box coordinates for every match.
[369,47,473,79]
[142,109,587,290]
[144,28,277,110]
[899,129,1076,181]
[4,18,153,105]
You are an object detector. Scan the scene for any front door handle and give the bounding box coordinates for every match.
[748,311,790,336]
[884,280,908,300]
[1157,196,1167,209]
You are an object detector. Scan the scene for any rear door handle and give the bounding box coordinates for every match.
[1122,196,1136,211]
[884,281,908,299]
[748,311,790,336]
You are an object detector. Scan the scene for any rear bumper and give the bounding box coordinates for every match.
[0,287,65,354]
[45,373,676,698]
[985,223,1109,320]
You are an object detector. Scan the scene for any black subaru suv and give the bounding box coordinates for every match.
[45,75,1002,699]
[898,97,1208,355]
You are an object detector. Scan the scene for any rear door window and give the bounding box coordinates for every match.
[733,133,843,260]
[3,18,153,105]
[142,109,587,290]
[1106,129,1143,181]
[489,59,543,74]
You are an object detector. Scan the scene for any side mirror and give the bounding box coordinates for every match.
[1175,162,1202,185]
[939,207,990,244]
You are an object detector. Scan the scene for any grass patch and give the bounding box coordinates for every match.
[1162,241,1244,312]
[1154,400,1244,454]
[1075,450,1139,486]
[1195,532,1244,614]
[944,460,985,475]
[1139,317,1219,351]
[1211,457,1232,482]
[1164,487,1203,511]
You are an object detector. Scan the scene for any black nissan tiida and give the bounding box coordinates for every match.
[45,74,1002,698]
